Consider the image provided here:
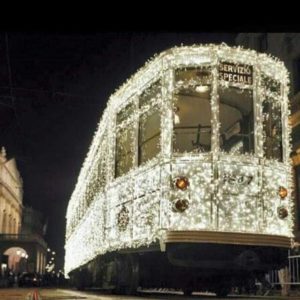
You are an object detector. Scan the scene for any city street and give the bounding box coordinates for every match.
[0,288,298,300]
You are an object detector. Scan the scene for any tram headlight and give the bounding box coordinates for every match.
[277,206,288,219]
[173,199,189,213]
[174,176,189,190]
[278,186,288,199]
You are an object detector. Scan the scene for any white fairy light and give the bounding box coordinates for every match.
[64,44,293,275]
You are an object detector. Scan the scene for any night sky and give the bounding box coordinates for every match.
[0,32,237,270]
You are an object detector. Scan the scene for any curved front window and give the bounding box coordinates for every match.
[172,66,255,155]
[173,67,212,153]
[219,87,254,154]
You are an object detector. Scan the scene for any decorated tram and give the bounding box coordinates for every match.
[65,44,294,296]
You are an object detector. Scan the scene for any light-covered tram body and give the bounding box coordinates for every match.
[65,44,293,295]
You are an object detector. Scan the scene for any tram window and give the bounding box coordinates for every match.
[87,138,108,204]
[138,81,161,165]
[261,74,281,95]
[262,99,283,161]
[116,102,135,125]
[139,107,161,164]
[97,138,107,188]
[115,101,136,177]
[139,80,161,108]
[219,87,254,154]
[115,125,135,177]
[173,68,212,153]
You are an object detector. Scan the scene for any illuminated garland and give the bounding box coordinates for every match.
[65,44,293,275]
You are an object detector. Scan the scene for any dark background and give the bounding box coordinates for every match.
[0,32,237,270]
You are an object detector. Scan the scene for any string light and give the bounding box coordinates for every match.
[64,44,293,275]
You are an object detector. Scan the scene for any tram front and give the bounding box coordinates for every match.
[161,46,293,283]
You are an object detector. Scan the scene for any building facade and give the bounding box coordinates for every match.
[0,147,47,278]
[0,147,23,235]
[236,33,300,240]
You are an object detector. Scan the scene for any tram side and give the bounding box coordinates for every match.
[65,45,294,296]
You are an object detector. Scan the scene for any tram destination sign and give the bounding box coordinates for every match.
[219,62,253,85]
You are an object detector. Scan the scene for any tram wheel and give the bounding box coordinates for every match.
[73,268,89,290]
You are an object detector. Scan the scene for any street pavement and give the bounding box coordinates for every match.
[0,288,299,300]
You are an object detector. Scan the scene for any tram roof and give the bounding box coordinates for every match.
[108,44,289,110]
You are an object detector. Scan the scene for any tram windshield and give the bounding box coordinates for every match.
[219,87,254,154]
[173,67,212,153]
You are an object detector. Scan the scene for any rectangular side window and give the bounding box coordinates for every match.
[138,81,161,165]
[115,125,135,177]
[115,103,136,177]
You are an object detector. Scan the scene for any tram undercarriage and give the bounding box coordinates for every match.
[69,241,288,297]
